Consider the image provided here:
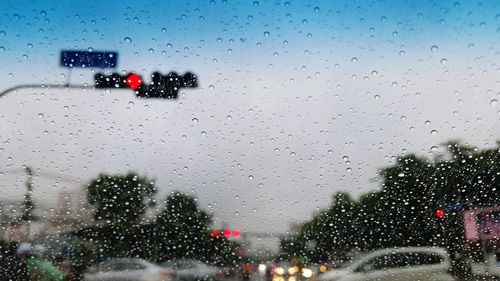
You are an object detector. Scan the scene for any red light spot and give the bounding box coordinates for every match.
[224,229,232,237]
[126,73,143,90]
[436,209,445,218]
[233,229,241,238]
[211,230,221,237]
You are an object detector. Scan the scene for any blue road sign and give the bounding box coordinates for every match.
[444,203,462,212]
[60,50,118,68]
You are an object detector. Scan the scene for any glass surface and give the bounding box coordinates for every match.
[0,1,499,281]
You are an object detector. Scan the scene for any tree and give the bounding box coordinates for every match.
[86,172,156,226]
[152,191,240,264]
[85,172,156,257]
[280,141,500,262]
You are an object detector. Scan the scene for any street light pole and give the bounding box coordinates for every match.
[0,84,91,99]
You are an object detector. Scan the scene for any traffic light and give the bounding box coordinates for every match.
[94,71,198,99]
[436,208,445,219]
[210,229,241,238]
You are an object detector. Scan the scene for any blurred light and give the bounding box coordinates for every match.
[224,229,232,237]
[126,73,143,90]
[233,229,241,238]
[288,266,298,275]
[288,277,296,281]
[436,209,445,218]
[258,264,267,273]
[273,276,285,281]
[319,265,328,273]
[211,230,221,237]
[302,268,313,278]
[275,267,285,275]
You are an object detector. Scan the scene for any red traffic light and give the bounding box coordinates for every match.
[211,229,241,238]
[126,73,143,90]
[435,209,445,218]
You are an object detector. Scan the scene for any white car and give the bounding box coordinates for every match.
[161,259,221,281]
[471,252,500,277]
[84,258,173,281]
[318,247,456,281]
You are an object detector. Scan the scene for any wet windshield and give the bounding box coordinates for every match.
[0,1,499,281]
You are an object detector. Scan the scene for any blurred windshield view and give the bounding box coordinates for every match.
[1,1,500,281]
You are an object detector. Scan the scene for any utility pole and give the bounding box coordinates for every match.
[21,166,34,240]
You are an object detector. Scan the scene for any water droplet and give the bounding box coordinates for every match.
[430,45,438,52]
[201,131,207,136]
[263,31,270,37]
[490,99,498,106]
[148,48,154,54]
[192,118,199,123]
[128,101,134,106]
[398,173,405,177]
[208,85,215,90]
[431,130,438,135]
[38,113,44,118]
[440,58,448,65]
[124,37,132,43]
[351,57,358,63]
[425,120,431,126]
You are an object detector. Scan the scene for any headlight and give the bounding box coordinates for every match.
[302,268,313,278]
[275,267,285,275]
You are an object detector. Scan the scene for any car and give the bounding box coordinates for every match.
[318,247,456,281]
[471,252,500,277]
[161,259,222,281]
[84,258,173,281]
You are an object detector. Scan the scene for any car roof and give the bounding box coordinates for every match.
[349,247,450,269]
[366,247,449,256]
[101,258,153,266]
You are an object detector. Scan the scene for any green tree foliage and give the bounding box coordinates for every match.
[83,175,240,264]
[280,141,500,262]
[153,192,240,265]
[85,172,156,256]
[86,172,156,226]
